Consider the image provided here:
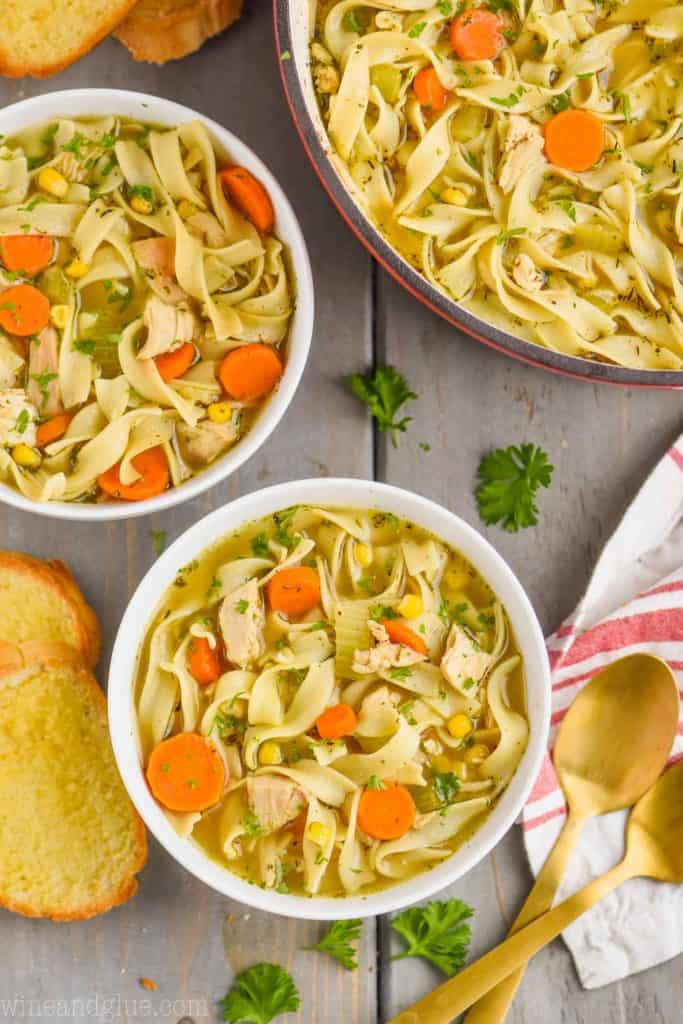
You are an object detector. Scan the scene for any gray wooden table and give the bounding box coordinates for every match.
[1,4,681,1021]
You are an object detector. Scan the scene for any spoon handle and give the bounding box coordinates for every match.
[387,859,633,1024]
[462,809,587,1024]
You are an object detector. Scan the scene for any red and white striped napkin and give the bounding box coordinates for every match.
[522,435,683,990]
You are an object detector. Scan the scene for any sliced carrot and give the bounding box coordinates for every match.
[316,703,358,740]
[544,109,604,172]
[380,619,428,656]
[218,343,283,402]
[0,283,50,336]
[413,68,449,112]
[358,781,416,840]
[36,411,74,448]
[450,8,504,62]
[188,636,221,685]
[267,567,321,618]
[0,234,54,277]
[154,341,195,381]
[97,445,170,502]
[220,167,275,234]
[146,732,225,812]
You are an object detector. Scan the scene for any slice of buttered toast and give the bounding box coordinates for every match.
[0,552,100,667]
[0,0,138,78]
[0,651,147,921]
[115,0,242,64]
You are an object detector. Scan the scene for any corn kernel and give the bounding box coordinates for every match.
[398,593,423,619]
[65,258,89,278]
[464,743,490,764]
[355,542,373,568]
[447,713,473,739]
[130,194,154,215]
[11,444,41,469]
[38,167,68,199]
[306,821,332,846]
[431,753,452,774]
[177,199,198,220]
[441,187,468,207]
[50,304,70,329]
[444,568,470,590]
[207,401,234,424]
[258,740,282,766]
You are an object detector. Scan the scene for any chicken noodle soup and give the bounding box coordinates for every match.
[136,505,528,897]
[311,0,683,371]
[0,115,293,503]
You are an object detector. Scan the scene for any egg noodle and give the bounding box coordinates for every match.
[0,116,292,503]
[136,506,528,897]
[311,0,683,370]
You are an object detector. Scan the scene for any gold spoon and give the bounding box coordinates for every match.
[462,652,679,1024]
[389,759,683,1024]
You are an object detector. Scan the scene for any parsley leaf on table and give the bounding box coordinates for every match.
[303,919,362,971]
[221,963,300,1024]
[346,365,417,447]
[390,899,474,976]
[476,444,554,532]
[150,530,166,556]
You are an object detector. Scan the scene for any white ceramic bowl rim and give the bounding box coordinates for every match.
[0,89,314,521]
[109,478,551,920]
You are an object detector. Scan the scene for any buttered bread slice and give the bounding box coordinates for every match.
[115,0,243,64]
[0,650,146,920]
[0,0,138,77]
[0,552,100,667]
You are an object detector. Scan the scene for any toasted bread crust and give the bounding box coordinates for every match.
[0,640,84,677]
[0,654,147,921]
[115,0,242,64]
[46,559,101,667]
[0,0,138,79]
[0,551,100,667]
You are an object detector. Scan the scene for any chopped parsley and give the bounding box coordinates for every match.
[251,532,270,557]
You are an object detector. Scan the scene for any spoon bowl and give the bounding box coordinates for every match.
[626,760,683,882]
[555,653,680,817]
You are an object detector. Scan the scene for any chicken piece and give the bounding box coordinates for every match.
[440,623,493,694]
[132,236,187,304]
[27,327,62,417]
[352,620,427,675]
[186,212,228,249]
[51,150,90,184]
[246,776,307,834]
[313,64,340,95]
[0,389,37,447]
[177,419,239,468]
[219,578,265,669]
[498,115,545,194]
[137,295,195,360]
[512,253,545,292]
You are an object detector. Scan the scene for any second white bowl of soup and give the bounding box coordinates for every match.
[109,479,550,918]
[0,90,313,519]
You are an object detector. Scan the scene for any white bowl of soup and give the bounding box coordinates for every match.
[109,478,550,919]
[0,89,313,520]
